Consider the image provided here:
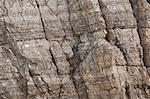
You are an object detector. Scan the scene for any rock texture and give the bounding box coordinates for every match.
[0,0,150,99]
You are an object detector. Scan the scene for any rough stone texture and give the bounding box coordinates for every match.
[0,0,150,99]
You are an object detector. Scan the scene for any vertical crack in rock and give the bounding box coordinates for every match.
[28,68,53,96]
[49,49,60,76]
[125,85,131,99]
[28,69,44,95]
[35,0,48,40]
[128,0,147,66]
[49,48,63,98]
[97,0,128,64]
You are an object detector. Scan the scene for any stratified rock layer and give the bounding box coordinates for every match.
[0,0,150,99]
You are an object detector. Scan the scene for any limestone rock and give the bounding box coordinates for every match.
[0,0,150,99]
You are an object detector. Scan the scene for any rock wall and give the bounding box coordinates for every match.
[0,0,150,99]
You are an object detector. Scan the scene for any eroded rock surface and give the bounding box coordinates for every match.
[0,0,150,99]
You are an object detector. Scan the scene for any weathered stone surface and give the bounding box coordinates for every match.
[0,0,150,99]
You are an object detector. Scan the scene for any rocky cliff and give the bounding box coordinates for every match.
[0,0,150,99]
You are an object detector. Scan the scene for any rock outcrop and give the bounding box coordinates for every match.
[0,0,150,99]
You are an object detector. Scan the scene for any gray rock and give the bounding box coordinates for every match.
[0,0,150,99]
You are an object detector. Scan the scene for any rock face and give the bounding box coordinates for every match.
[0,0,150,99]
